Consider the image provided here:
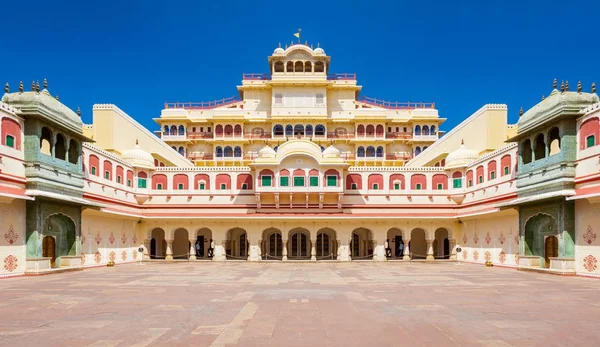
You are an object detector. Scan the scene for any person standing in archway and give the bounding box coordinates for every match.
[195,240,201,258]
[398,237,404,258]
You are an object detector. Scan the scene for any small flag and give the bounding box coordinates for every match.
[293,28,301,42]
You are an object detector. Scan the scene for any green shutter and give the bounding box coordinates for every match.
[91,167,96,175]
[394,183,400,190]
[491,171,495,179]
[178,184,183,190]
[468,180,472,187]
[453,178,462,188]
[416,183,421,190]
[261,175,272,187]
[351,183,357,190]
[437,183,443,190]
[138,178,146,188]
[117,176,121,183]
[199,183,205,190]
[6,135,14,148]
[157,184,163,190]
[327,175,337,187]
[127,179,132,187]
[105,171,110,179]
[220,183,226,190]
[280,176,289,187]
[587,135,595,148]
[504,167,509,175]
[478,176,483,183]
[310,176,319,187]
[294,176,305,187]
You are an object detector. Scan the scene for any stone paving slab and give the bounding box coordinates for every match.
[0,262,599,346]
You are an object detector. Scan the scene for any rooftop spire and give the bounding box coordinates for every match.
[577,81,582,93]
[35,81,40,93]
[593,82,597,94]
[77,107,81,117]
[19,81,23,93]
[31,81,35,91]
[43,78,48,89]
[4,82,8,94]
[542,95,545,101]
[519,107,523,117]
[560,80,565,92]
[553,78,557,89]
[55,95,59,101]
[565,80,570,91]
[136,138,139,145]
[461,139,464,145]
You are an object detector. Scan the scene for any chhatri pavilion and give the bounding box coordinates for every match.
[1,43,599,278]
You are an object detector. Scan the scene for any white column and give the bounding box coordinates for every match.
[282,238,288,261]
[165,239,174,261]
[450,239,457,260]
[189,239,196,260]
[143,239,151,260]
[373,239,386,261]
[403,239,411,260]
[212,229,227,261]
[311,238,316,261]
[426,239,434,261]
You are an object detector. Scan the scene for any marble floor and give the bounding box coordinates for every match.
[0,262,599,347]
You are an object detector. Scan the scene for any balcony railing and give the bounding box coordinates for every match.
[327,73,356,80]
[164,97,241,110]
[386,132,412,139]
[357,97,435,110]
[242,73,272,80]
[187,132,213,139]
[327,132,355,139]
[244,133,272,139]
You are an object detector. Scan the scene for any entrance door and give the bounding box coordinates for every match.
[395,236,404,258]
[239,233,247,257]
[544,236,558,268]
[291,233,308,258]
[316,233,330,257]
[351,233,360,257]
[197,236,204,257]
[443,238,450,259]
[150,238,156,259]
[43,236,56,267]
[268,233,282,257]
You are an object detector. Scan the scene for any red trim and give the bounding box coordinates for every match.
[575,171,600,184]
[0,184,28,197]
[0,172,27,184]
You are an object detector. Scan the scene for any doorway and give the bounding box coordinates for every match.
[43,236,56,267]
[395,235,404,258]
[544,236,558,268]
[196,236,205,257]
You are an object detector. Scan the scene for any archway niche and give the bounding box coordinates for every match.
[410,228,427,259]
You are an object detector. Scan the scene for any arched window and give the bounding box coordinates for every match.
[305,61,312,72]
[522,140,532,164]
[68,139,78,164]
[430,125,436,134]
[295,61,304,72]
[163,125,169,135]
[534,133,545,160]
[224,125,233,136]
[294,124,304,136]
[40,127,52,156]
[286,61,294,72]
[366,146,375,157]
[273,146,278,152]
[171,146,177,151]
[215,125,223,136]
[285,124,293,136]
[423,125,429,136]
[170,125,177,136]
[274,61,284,72]
[376,146,384,157]
[366,125,374,136]
[224,146,233,157]
[423,146,428,150]
[415,146,422,156]
[55,134,66,160]
[375,125,384,136]
[273,124,283,136]
[234,146,242,157]
[314,61,324,72]
[357,125,365,136]
[315,124,325,136]
[215,146,223,158]
[305,124,313,136]
[357,146,365,157]
[178,125,185,135]
[415,125,421,136]
[178,147,185,156]
[548,127,560,156]
[234,125,242,136]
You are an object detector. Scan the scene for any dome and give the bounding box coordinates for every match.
[445,140,479,169]
[322,144,340,158]
[121,140,155,168]
[258,145,276,158]
[273,47,285,55]
[314,47,325,54]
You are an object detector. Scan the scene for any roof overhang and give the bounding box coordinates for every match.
[495,189,575,209]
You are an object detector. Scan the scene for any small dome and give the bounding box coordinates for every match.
[445,141,479,169]
[314,47,325,54]
[121,141,155,168]
[258,145,276,158]
[322,144,340,158]
[273,47,285,55]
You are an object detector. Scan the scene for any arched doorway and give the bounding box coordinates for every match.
[42,236,56,267]
[43,213,76,268]
[545,236,558,268]
[263,228,282,260]
[172,228,189,259]
[195,228,213,259]
[288,228,310,259]
[524,213,558,268]
[434,228,449,259]
[387,228,404,258]
[227,228,248,259]
[150,228,166,259]
[410,228,427,259]
[350,228,373,258]
[316,228,337,260]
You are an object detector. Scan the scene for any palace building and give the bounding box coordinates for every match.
[1,44,600,278]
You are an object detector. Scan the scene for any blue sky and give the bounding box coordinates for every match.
[2,0,599,133]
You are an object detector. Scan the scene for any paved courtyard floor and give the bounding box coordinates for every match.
[1,262,600,347]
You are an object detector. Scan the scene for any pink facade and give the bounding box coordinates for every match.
[346,174,362,189]
[89,155,99,176]
[1,117,21,150]
[103,160,113,180]
[216,173,231,189]
[368,174,383,189]
[194,174,210,189]
[432,174,447,190]
[580,117,599,149]
[410,174,427,190]
[389,174,405,189]
[116,165,124,184]
[501,155,511,176]
[475,166,484,185]
[236,174,252,190]
[173,174,189,189]
[487,160,497,180]
[152,174,167,190]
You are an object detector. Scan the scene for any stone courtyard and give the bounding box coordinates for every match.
[1,262,599,347]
